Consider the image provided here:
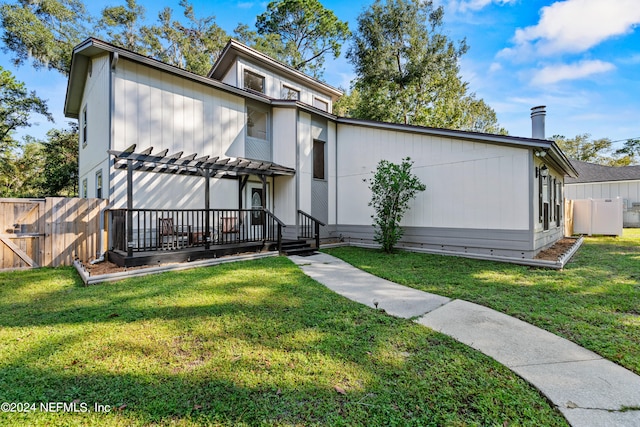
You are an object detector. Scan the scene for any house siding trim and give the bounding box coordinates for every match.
[331,225,536,258]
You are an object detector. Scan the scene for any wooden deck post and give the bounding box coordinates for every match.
[127,159,134,258]
[260,175,267,243]
[204,170,211,250]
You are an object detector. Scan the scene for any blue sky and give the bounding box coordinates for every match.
[2,0,640,149]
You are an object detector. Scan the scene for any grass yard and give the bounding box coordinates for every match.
[0,257,567,426]
[326,229,640,375]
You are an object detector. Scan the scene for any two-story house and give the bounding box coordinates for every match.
[64,38,577,266]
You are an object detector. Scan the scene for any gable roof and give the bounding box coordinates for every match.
[208,39,343,102]
[64,38,272,119]
[565,159,640,184]
[64,38,578,178]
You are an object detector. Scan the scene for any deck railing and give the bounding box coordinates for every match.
[108,208,284,256]
[297,210,326,249]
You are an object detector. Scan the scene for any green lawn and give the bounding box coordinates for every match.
[0,257,566,426]
[326,229,640,375]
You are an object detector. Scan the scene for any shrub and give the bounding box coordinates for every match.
[369,157,426,252]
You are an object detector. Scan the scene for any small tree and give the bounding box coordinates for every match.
[369,157,426,252]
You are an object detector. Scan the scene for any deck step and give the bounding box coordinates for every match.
[281,239,316,256]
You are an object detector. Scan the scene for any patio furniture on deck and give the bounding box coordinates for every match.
[158,218,191,249]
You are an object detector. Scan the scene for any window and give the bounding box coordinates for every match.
[281,85,300,100]
[95,170,103,199]
[313,139,325,180]
[313,97,328,112]
[556,181,562,227]
[538,165,550,230]
[244,70,265,93]
[82,106,88,148]
[82,178,88,198]
[246,106,268,141]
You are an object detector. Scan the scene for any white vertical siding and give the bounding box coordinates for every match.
[110,58,247,209]
[78,54,111,195]
[272,107,297,224]
[110,172,238,210]
[298,112,312,213]
[566,181,640,205]
[336,124,530,230]
[113,58,245,156]
[327,120,337,225]
[221,61,238,86]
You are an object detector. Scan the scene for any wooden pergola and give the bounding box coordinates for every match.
[109,144,295,254]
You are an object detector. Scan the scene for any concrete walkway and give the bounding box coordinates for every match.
[289,253,640,427]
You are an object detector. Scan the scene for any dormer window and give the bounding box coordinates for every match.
[281,85,300,100]
[244,70,265,93]
[313,97,328,112]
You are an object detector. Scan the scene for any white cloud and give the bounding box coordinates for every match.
[504,0,640,57]
[532,60,615,85]
[449,0,516,13]
[489,62,502,72]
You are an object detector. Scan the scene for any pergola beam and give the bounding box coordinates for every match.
[109,145,295,177]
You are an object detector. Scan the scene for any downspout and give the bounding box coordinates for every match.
[90,200,115,264]
[295,108,300,231]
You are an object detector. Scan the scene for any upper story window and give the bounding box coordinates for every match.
[313,139,325,180]
[281,85,300,100]
[247,105,269,141]
[82,105,88,148]
[244,70,265,93]
[313,97,328,112]
[95,170,103,199]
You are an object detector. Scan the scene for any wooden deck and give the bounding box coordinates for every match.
[108,241,279,267]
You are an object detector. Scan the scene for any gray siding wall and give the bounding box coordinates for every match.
[245,137,271,161]
[311,180,329,231]
[330,225,538,258]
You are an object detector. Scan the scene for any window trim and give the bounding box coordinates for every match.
[246,103,270,142]
[313,139,326,181]
[313,97,328,112]
[82,105,88,148]
[281,84,300,100]
[82,178,88,198]
[243,69,265,94]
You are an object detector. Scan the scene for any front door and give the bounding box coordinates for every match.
[246,182,269,237]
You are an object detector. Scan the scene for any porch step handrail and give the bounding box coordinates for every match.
[297,210,325,249]
[263,208,285,253]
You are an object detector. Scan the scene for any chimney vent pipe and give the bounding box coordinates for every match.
[531,105,546,139]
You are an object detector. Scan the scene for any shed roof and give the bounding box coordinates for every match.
[565,160,640,184]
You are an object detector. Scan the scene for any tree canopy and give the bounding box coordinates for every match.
[0,0,350,79]
[615,138,640,165]
[40,124,79,196]
[255,0,350,78]
[347,0,504,134]
[0,66,52,152]
[553,134,635,166]
[0,0,88,75]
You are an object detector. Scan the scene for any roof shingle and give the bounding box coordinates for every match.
[566,160,640,184]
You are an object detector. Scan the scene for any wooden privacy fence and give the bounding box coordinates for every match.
[0,198,107,270]
[564,199,574,237]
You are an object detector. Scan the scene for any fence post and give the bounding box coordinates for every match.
[315,222,320,249]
